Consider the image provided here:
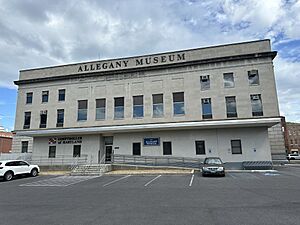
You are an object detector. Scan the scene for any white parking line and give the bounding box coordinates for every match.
[228,173,237,179]
[144,175,161,187]
[20,176,98,187]
[189,174,194,187]
[103,175,131,187]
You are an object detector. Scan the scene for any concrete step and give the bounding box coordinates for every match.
[70,164,112,176]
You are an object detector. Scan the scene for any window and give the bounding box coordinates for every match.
[251,94,263,116]
[56,109,64,127]
[163,142,172,155]
[201,98,212,119]
[78,100,88,121]
[132,143,141,156]
[58,89,65,101]
[26,92,33,104]
[114,97,124,119]
[96,99,106,120]
[223,73,234,88]
[152,94,164,117]
[39,110,47,128]
[23,112,31,129]
[195,141,205,155]
[48,146,56,158]
[21,141,28,153]
[226,96,237,118]
[133,95,144,118]
[231,140,242,154]
[42,91,49,103]
[73,145,81,157]
[200,75,210,90]
[173,92,185,115]
[248,70,259,85]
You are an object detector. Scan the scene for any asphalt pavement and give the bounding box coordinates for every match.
[0,166,300,225]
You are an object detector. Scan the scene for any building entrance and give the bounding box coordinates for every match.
[105,146,113,162]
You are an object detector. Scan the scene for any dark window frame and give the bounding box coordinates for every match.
[23,112,31,129]
[58,89,66,101]
[132,142,141,156]
[42,91,49,103]
[56,109,64,127]
[48,146,56,158]
[163,141,172,155]
[133,95,144,118]
[225,96,237,118]
[173,92,185,116]
[201,98,212,119]
[77,100,88,121]
[73,145,81,157]
[39,110,47,128]
[21,141,29,153]
[195,140,206,155]
[231,140,242,154]
[26,92,33,104]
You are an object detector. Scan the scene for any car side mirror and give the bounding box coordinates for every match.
[223,162,226,164]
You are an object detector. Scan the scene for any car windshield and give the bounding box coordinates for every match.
[205,158,222,164]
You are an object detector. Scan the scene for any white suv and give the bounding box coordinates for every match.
[0,160,40,181]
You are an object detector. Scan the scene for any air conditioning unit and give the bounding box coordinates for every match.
[249,70,258,76]
[201,75,209,81]
[252,95,259,100]
[203,99,210,104]
[40,110,47,115]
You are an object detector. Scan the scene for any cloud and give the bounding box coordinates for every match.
[0,0,299,122]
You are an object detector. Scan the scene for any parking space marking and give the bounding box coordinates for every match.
[144,175,161,187]
[227,173,237,179]
[189,174,194,187]
[103,175,131,187]
[20,176,98,187]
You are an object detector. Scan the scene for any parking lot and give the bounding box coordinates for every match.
[1,166,300,225]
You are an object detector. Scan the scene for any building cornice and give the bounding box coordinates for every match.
[14,51,276,85]
[14,117,281,137]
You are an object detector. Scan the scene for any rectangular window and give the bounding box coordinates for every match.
[40,110,48,128]
[133,96,144,118]
[226,96,237,118]
[200,75,210,90]
[152,94,164,117]
[56,109,64,127]
[248,70,259,85]
[26,92,33,104]
[42,91,49,103]
[231,140,242,154]
[23,112,31,129]
[96,98,106,120]
[21,141,28,153]
[114,97,124,119]
[173,92,185,115]
[195,141,205,155]
[58,89,65,101]
[163,142,172,155]
[77,100,88,121]
[223,73,234,88]
[132,143,141,156]
[73,145,81,157]
[48,146,56,158]
[251,94,263,116]
[201,98,212,119]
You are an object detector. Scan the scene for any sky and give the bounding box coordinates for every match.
[0,0,299,131]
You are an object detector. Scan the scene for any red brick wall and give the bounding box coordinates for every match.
[0,137,12,153]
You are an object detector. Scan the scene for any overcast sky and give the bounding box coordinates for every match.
[0,0,300,131]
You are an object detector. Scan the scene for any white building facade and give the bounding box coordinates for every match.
[13,40,281,167]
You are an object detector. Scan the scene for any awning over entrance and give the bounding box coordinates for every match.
[14,117,281,137]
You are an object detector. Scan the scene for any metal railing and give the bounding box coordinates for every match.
[112,154,202,169]
[31,154,88,166]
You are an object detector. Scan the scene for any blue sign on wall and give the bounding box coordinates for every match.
[143,138,160,146]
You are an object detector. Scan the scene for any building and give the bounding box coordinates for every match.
[13,39,281,168]
[268,116,288,161]
[285,122,300,153]
[0,131,13,153]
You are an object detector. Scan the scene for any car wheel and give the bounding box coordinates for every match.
[202,173,206,177]
[30,168,38,177]
[4,171,13,181]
